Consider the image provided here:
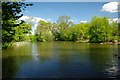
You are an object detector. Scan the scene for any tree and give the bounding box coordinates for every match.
[89,16,112,43]
[2,2,33,48]
[118,23,120,42]
[35,20,54,42]
[72,23,89,41]
[57,16,71,25]
[57,16,74,29]
[55,16,74,41]
[36,20,49,34]
[0,2,2,43]
[14,21,32,42]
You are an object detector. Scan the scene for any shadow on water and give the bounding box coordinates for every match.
[118,45,120,78]
[88,44,119,78]
[2,56,32,78]
[2,42,33,78]
[2,42,120,78]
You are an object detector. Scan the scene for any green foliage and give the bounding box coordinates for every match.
[14,22,32,42]
[111,22,119,36]
[30,35,37,42]
[36,31,54,42]
[2,3,120,50]
[57,16,74,28]
[72,23,89,41]
[35,20,54,42]
[58,27,73,41]
[118,23,120,36]
[50,16,74,41]
[89,16,112,43]
[35,16,119,43]
[2,2,33,48]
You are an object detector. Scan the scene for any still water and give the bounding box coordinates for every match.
[2,42,119,78]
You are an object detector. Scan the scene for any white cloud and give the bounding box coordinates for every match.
[70,19,78,22]
[19,16,46,23]
[19,16,29,20]
[34,17,46,22]
[46,19,52,22]
[80,21,87,23]
[101,2,119,13]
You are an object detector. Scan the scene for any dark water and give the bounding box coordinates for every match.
[2,42,119,78]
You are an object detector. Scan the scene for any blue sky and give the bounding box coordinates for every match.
[22,2,117,24]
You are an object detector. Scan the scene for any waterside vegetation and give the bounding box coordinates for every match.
[2,2,120,49]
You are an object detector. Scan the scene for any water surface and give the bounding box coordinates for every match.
[2,42,119,78]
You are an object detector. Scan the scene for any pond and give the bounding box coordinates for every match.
[2,42,120,78]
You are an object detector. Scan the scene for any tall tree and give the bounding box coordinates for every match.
[89,16,112,43]
[57,16,73,29]
[72,23,89,41]
[35,20,54,42]
[2,2,32,48]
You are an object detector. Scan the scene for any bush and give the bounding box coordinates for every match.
[36,31,54,42]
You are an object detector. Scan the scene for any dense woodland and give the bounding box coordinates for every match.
[34,16,119,43]
[1,2,120,49]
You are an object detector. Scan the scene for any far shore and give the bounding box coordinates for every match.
[75,39,120,45]
[13,40,120,46]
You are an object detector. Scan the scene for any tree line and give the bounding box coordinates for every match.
[1,2,120,49]
[33,16,119,43]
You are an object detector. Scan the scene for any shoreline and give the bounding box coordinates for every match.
[12,41,30,47]
[3,40,120,49]
[13,41,120,45]
[75,40,120,45]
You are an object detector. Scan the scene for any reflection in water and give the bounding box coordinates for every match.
[32,43,39,62]
[2,57,19,78]
[57,43,91,77]
[0,58,1,79]
[2,42,119,78]
[2,42,33,78]
[88,44,118,78]
[36,42,54,63]
[104,45,119,78]
[118,45,120,78]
